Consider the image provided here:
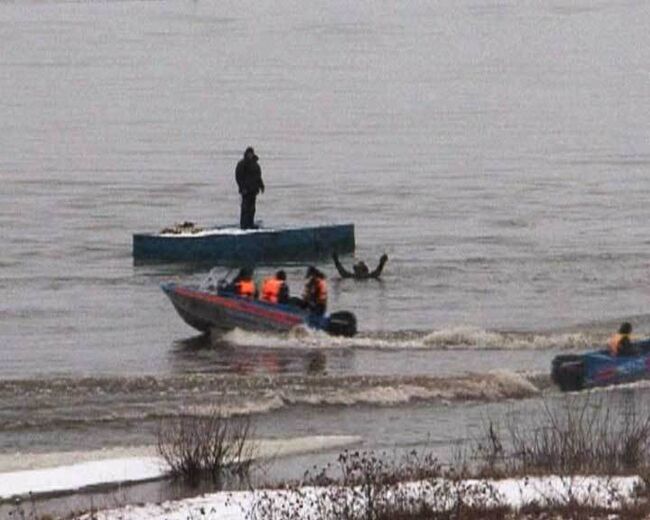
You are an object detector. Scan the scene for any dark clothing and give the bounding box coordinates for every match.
[332,253,388,280]
[618,336,639,357]
[240,193,257,230]
[236,154,264,195]
[306,301,326,317]
[302,276,327,316]
[235,152,264,230]
[277,283,289,305]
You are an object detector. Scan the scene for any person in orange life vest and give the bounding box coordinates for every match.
[260,270,289,304]
[608,322,638,357]
[302,266,327,316]
[223,267,257,298]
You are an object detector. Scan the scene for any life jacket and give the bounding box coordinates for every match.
[235,279,255,298]
[608,333,630,356]
[261,277,283,304]
[303,277,327,305]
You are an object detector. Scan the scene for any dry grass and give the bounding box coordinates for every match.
[472,393,650,478]
[249,394,650,520]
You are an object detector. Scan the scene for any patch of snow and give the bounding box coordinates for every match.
[0,436,361,500]
[0,457,163,499]
[79,475,643,520]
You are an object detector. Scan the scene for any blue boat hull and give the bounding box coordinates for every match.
[162,283,357,337]
[134,223,355,264]
[551,339,650,391]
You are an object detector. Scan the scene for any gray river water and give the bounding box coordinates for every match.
[1,0,650,514]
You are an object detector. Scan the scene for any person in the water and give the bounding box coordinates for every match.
[332,252,388,279]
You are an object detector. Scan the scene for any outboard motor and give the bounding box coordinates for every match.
[325,311,357,337]
[551,354,585,392]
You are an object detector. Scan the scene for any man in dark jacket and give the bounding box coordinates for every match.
[235,146,265,229]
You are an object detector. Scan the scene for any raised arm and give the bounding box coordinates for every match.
[369,254,388,279]
[332,253,353,278]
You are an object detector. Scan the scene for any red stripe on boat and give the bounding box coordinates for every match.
[594,367,617,382]
[175,286,305,327]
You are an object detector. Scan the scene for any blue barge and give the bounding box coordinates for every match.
[133,223,355,264]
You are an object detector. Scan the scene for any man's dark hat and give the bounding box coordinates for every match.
[245,146,255,155]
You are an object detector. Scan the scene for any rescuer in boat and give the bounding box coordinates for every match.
[608,322,638,357]
[302,266,328,316]
[332,252,388,280]
[235,146,265,230]
[222,267,257,298]
[260,270,290,305]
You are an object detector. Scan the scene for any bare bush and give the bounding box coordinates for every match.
[248,449,504,520]
[157,409,256,486]
[473,393,650,477]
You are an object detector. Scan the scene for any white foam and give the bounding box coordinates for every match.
[223,326,597,351]
[222,327,340,349]
[422,326,595,351]
[281,371,539,407]
[187,396,287,418]
[172,371,539,420]
[488,370,541,396]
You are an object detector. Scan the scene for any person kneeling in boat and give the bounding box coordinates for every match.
[222,268,257,299]
[260,270,289,305]
[301,266,327,316]
[608,322,638,357]
[332,252,388,280]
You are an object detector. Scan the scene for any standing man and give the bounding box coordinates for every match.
[235,146,265,229]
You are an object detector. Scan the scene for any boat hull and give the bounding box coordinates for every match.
[134,223,355,264]
[162,283,357,337]
[551,340,650,391]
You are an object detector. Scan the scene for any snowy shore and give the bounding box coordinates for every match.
[1,435,645,519]
[76,475,642,520]
[1,449,642,520]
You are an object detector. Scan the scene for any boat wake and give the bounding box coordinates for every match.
[0,371,542,433]
[221,325,602,351]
